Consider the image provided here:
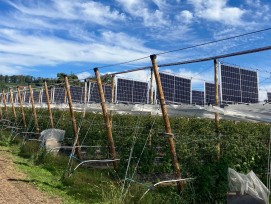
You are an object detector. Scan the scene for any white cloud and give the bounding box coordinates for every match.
[6,0,126,26]
[188,0,246,25]
[77,72,92,80]
[176,10,193,23]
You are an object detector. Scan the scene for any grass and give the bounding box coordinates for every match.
[0,130,183,204]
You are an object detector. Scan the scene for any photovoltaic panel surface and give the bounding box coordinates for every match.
[88,82,112,103]
[159,72,191,104]
[33,90,40,103]
[205,82,221,105]
[192,90,204,106]
[54,88,65,104]
[116,78,148,103]
[70,86,84,103]
[267,92,271,101]
[220,64,258,103]
[42,89,51,103]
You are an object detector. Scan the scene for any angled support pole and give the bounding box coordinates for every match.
[2,90,8,120]
[64,77,81,159]
[94,68,118,171]
[17,87,27,130]
[150,54,183,193]
[214,59,220,159]
[9,88,17,123]
[44,81,54,128]
[29,85,39,133]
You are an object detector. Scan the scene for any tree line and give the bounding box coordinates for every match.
[0,73,81,89]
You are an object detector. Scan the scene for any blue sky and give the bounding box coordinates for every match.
[0,0,271,99]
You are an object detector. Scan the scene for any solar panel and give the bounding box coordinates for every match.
[70,86,84,103]
[88,82,112,103]
[159,72,191,104]
[267,92,271,101]
[33,90,40,103]
[192,90,204,106]
[204,82,221,105]
[116,78,148,103]
[24,91,30,104]
[54,87,66,104]
[42,89,51,103]
[220,64,258,103]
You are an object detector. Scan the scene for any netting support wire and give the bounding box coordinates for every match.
[97,45,271,78]
[65,76,82,165]
[44,81,54,128]
[29,85,39,133]
[2,90,8,120]
[214,59,221,160]
[150,54,184,194]
[9,88,17,125]
[17,87,27,130]
[94,68,118,171]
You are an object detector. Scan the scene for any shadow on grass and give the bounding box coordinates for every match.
[7,178,66,190]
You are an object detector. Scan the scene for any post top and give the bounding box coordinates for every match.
[94,67,99,72]
[150,54,157,60]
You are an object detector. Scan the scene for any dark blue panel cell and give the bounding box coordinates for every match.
[70,86,83,103]
[116,78,148,103]
[89,82,112,103]
[54,88,65,104]
[268,92,271,101]
[205,82,220,105]
[192,90,204,106]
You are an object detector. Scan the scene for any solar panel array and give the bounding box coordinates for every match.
[159,72,191,104]
[220,64,258,103]
[267,92,271,101]
[42,89,51,103]
[54,87,66,104]
[33,90,40,103]
[205,82,221,105]
[88,82,112,103]
[70,86,84,103]
[192,90,204,106]
[116,78,148,103]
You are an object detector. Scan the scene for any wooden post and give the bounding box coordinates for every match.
[94,68,118,171]
[9,88,17,123]
[149,68,154,104]
[111,75,115,103]
[44,81,54,128]
[64,77,81,159]
[214,59,220,159]
[2,90,8,120]
[29,85,39,133]
[17,87,27,130]
[150,54,183,193]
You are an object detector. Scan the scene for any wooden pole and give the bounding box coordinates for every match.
[64,77,81,159]
[214,59,220,159]
[17,87,27,130]
[150,54,183,193]
[9,88,17,123]
[44,81,54,128]
[111,75,115,103]
[149,68,154,104]
[29,85,39,133]
[94,68,118,171]
[2,90,8,120]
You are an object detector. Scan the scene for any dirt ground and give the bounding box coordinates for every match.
[0,149,62,204]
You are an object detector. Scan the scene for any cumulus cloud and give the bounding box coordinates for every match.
[188,0,245,25]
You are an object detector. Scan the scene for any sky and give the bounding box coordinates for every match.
[0,0,271,99]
